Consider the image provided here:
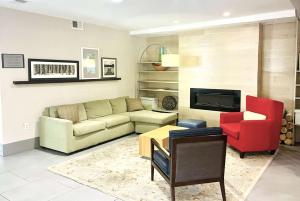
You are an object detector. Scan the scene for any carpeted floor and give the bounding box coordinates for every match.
[49,135,274,201]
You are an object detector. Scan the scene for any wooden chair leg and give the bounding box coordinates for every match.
[220,180,226,201]
[151,164,154,181]
[240,152,245,158]
[170,186,175,201]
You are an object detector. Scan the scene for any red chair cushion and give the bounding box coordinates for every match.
[221,123,240,139]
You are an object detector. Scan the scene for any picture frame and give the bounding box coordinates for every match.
[28,58,79,81]
[101,57,117,78]
[1,53,25,68]
[81,48,100,79]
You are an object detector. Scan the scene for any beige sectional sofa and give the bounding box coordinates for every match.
[39,97,177,153]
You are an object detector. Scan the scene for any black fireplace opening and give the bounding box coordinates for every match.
[190,88,241,112]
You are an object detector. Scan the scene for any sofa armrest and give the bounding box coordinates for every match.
[39,116,74,153]
[239,120,275,150]
[220,112,243,124]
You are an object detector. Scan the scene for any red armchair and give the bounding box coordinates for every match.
[220,95,283,158]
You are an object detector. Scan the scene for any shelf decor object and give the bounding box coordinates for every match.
[101,57,117,78]
[162,96,177,110]
[1,53,24,68]
[28,58,79,81]
[81,48,100,79]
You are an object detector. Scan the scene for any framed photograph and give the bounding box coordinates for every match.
[101,57,117,78]
[81,48,100,79]
[28,59,79,81]
[1,54,24,68]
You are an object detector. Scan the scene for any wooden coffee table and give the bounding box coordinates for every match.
[138,125,187,158]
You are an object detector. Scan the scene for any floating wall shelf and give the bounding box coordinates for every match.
[13,77,121,85]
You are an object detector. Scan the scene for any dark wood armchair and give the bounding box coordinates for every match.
[150,128,227,201]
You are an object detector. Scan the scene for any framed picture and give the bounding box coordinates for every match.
[101,57,117,78]
[1,54,24,68]
[81,48,100,79]
[28,59,79,81]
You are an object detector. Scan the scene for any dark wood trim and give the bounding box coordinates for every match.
[13,77,121,85]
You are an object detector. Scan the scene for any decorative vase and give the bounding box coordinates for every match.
[152,63,168,71]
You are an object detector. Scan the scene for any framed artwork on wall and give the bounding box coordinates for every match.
[1,53,24,68]
[28,58,79,81]
[81,48,100,79]
[101,57,117,78]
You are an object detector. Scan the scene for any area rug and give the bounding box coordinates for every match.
[49,135,275,201]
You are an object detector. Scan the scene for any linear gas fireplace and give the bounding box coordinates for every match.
[190,88,241,112]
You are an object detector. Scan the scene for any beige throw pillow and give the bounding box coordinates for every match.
[57,104,80,123]
[126,98,144,112]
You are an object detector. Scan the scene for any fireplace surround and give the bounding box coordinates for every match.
[190,88,241,112]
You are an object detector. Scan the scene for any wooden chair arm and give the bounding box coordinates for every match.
[151,138,170,159]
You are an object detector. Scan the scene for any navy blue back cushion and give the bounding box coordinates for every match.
[169,127,223,152]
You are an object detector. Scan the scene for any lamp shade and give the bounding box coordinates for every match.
[161,54,179,67]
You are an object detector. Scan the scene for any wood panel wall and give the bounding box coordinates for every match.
[261,22,296,111]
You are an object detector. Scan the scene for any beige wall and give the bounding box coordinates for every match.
[261,22,296,111]
[0,8,139,144]
[178,24,261,126]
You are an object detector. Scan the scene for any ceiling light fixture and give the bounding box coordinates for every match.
[111,0,124,3]
[173,20,180,24]
[14,0,28,3]
[223,12,231,17]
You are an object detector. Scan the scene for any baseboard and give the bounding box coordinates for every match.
[1,137,40,156]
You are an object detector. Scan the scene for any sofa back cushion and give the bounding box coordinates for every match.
[49,103,87,122]
[57,104,80,123]
[110,97,127,114]
[126,98,144,112]
[84,99,112,119]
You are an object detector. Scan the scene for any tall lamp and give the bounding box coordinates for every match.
[139,43,179,71]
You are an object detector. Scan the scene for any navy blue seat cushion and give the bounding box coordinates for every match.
[169,127,222,152]
[178,119,207,128]
[153,150,170,176]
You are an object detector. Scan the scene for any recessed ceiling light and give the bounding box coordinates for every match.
[111,0,123,3]
[14,0,28,3]
[223,12,231,17]
[173,20,180,24]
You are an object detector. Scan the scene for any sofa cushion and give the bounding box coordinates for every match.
[244,111,266,120]
[73,120,106,136]
[49,103,87,122]
[84,99,112,119]
[153,150,170,176]
[57,104,80,123]
[130,110,177,124]
[110,97,127,114]
[221,123,240,139]
[92,114,130,128]
[126,98,144,112]
[169,127,222,152]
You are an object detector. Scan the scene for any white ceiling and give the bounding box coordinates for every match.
[0,0,296,31]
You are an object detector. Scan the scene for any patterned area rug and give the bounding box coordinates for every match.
[49,135,274,201]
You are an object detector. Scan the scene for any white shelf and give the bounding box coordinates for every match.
[295,97,300,99]
[139,88,178,93]
[138,61,161,64]
[139,70,178,73]
[138,80,178,84]
[152,108,178,113]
